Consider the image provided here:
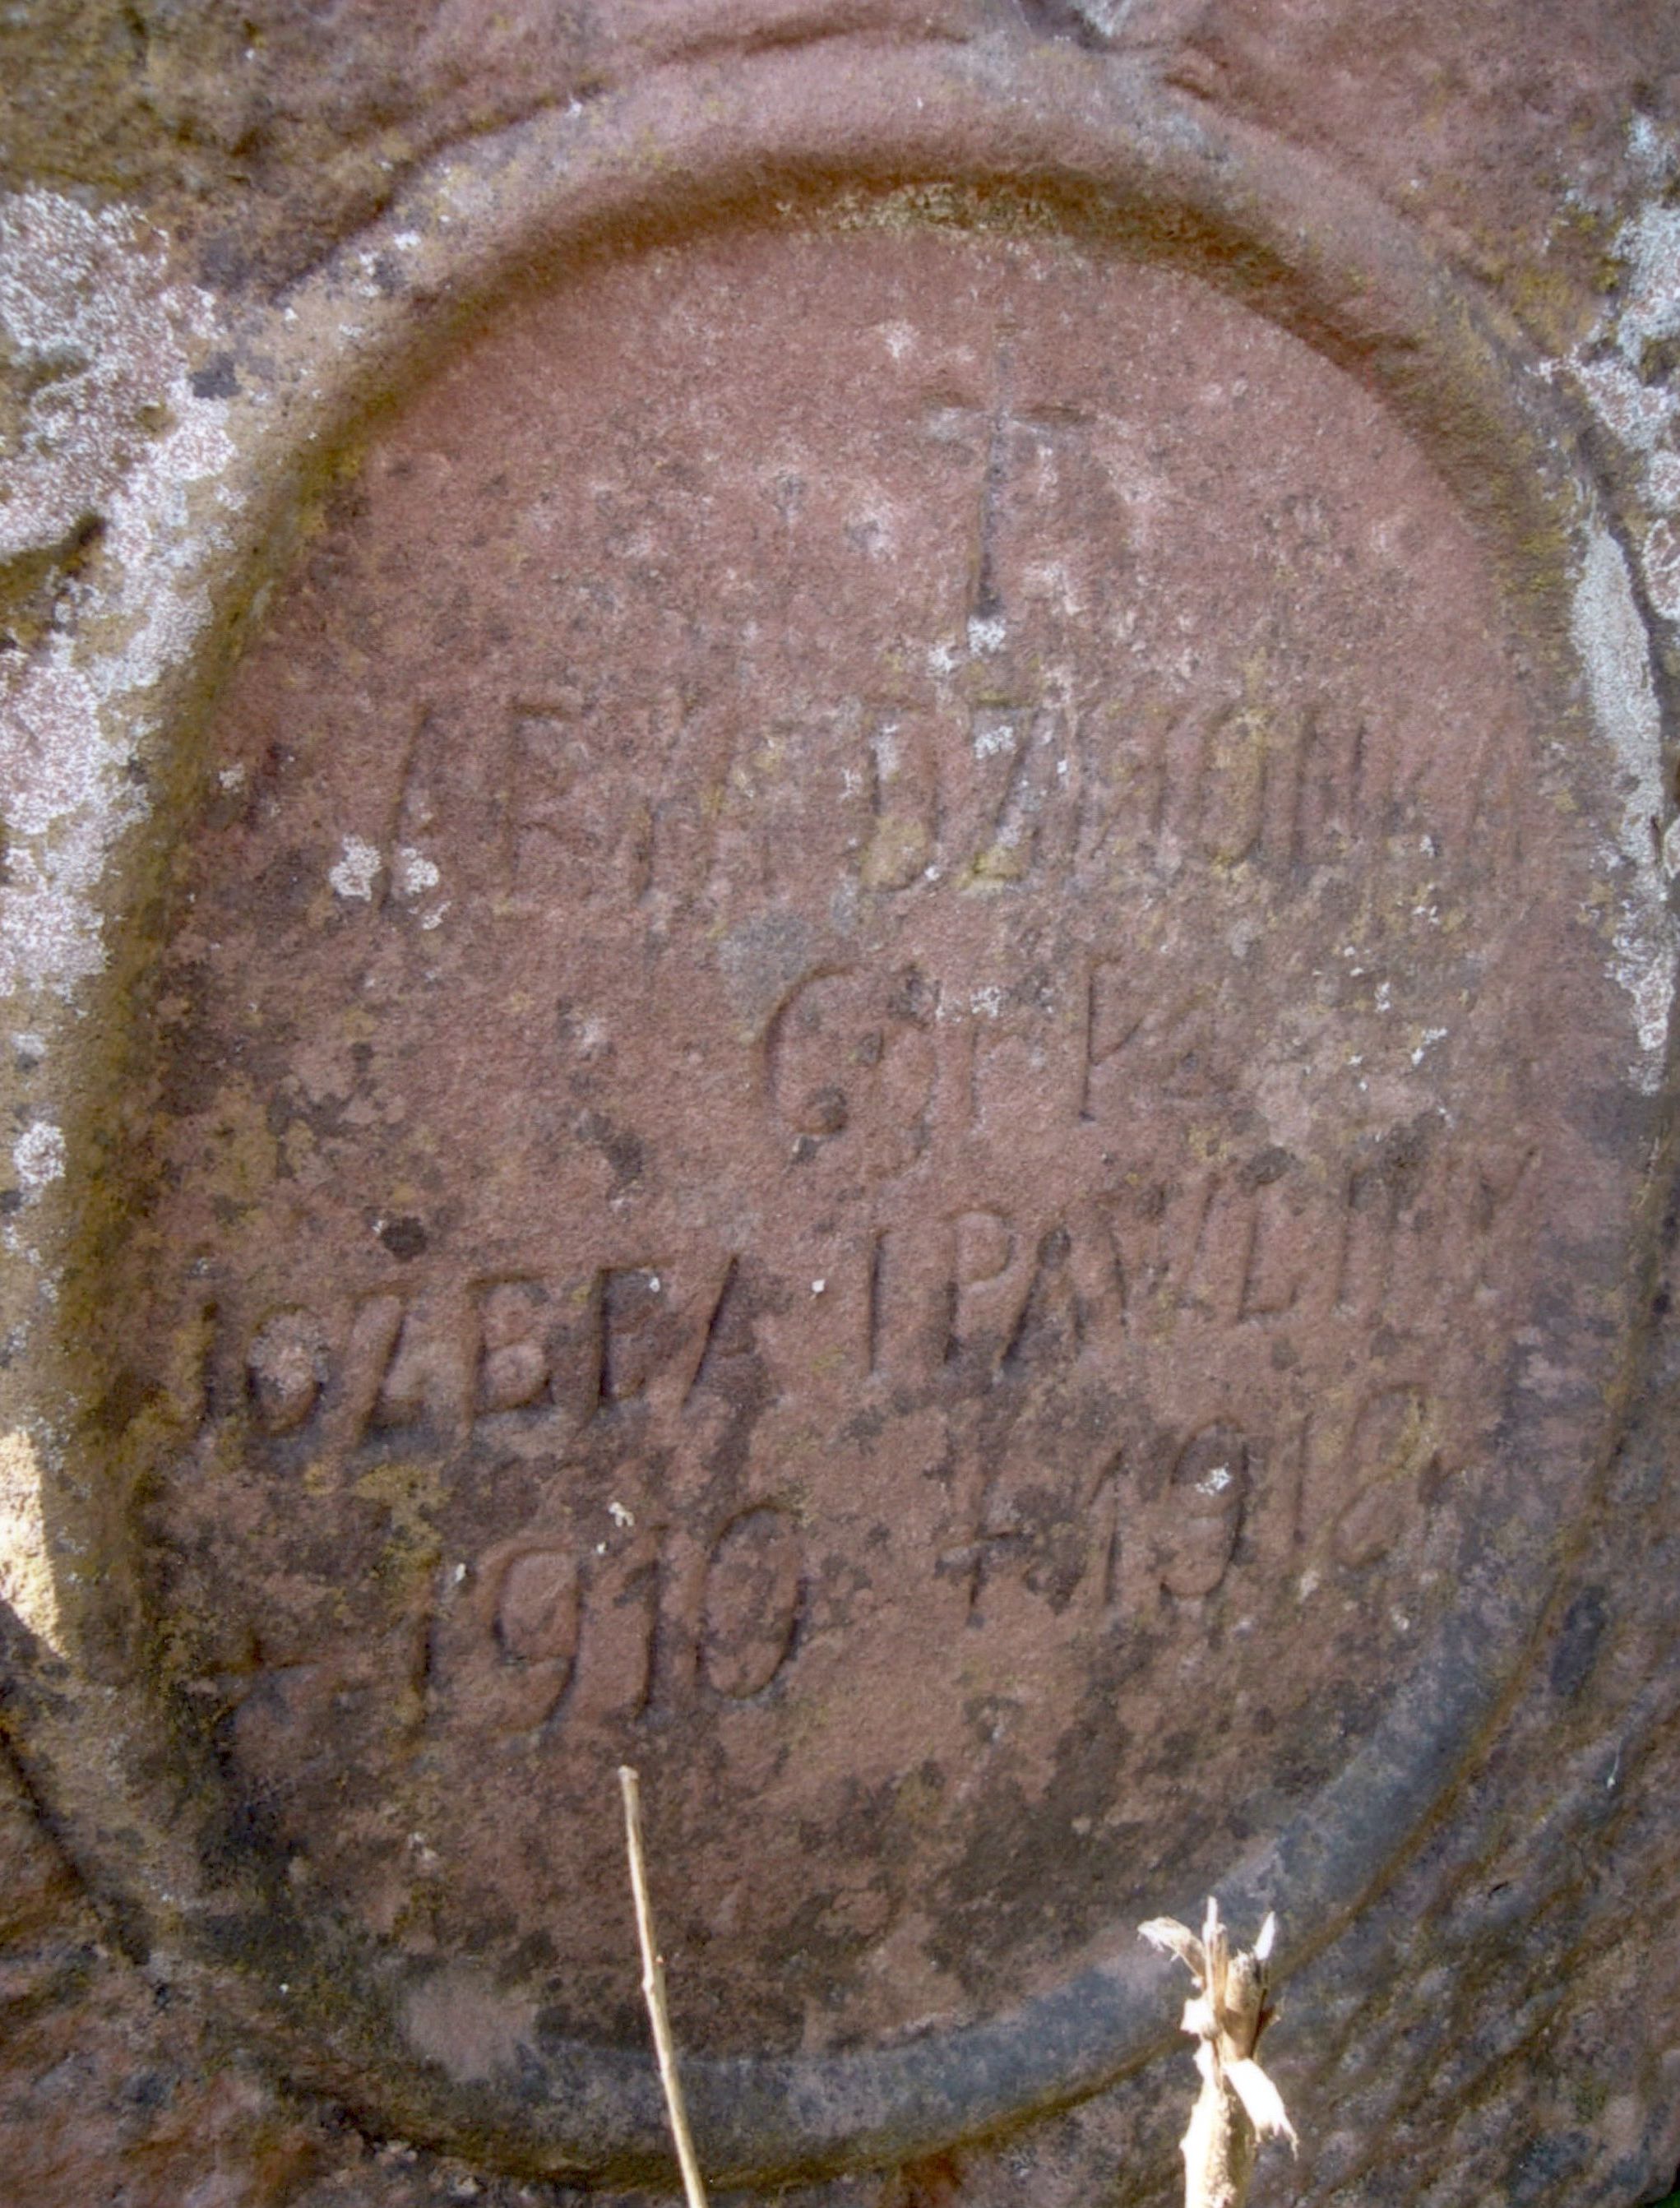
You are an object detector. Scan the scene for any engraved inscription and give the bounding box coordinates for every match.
[129,225,1622,2058]
[359,677,1498,919]
[229,1133,1533,1466]
[429,1506,803,1734]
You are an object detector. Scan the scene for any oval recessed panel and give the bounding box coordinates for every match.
[123,220,1637,2137]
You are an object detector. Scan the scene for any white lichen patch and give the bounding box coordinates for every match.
[1547,173,1680,1085]
[972,717,1016,761]
[1606,200,1680,384]
[1560,194,1680,465]
[1572,357,1673,451]
[1021,558,1082,618]
[11,1120,64,1201]
[1,192,180,563]
[1643,516,1680,624]
[1570,525,1675,1086]
[1573,530,1665,851]
[0,190,240,1001]
[329,836,384,900]
[1560,183,1680,623]
[394,845,442,896]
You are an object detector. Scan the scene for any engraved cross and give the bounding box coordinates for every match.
[932,337,1090,639]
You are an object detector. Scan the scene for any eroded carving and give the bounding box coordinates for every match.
[127,222,1610,2064]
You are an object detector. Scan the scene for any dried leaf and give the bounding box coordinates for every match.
[1141,1916,1206,1979]
[1226,2058,1298,2151]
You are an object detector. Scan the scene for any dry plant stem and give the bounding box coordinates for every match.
[619,1764,710,2208]
[1140,1898,1297,2208]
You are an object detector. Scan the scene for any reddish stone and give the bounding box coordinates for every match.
[3,8,1679,2206]
[115,215,1641,2174]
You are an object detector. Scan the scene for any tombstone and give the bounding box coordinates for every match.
[2,16,1679,2208]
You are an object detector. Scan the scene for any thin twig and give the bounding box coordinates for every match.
[619,1764,710,2208]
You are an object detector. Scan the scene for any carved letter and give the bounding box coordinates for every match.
[496,1547,581,1669]
[566,1539,660,1726]
[373,1294,471,1445]
[320,1294,405,1458]
[1331,1386,1436,1569]
[769,967,937,1178]
[599,1268,678,1406]
[861,711,940,891]
[430,1531,581,1737]
[1158,1423,1247,1598]
[701,1506,803,1699]
[870,1222,956,1384]
[1196,699,1267,866]
[477,1280,551,1414]
[951,1210,1026,1366]
[247,1308,329,1435]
